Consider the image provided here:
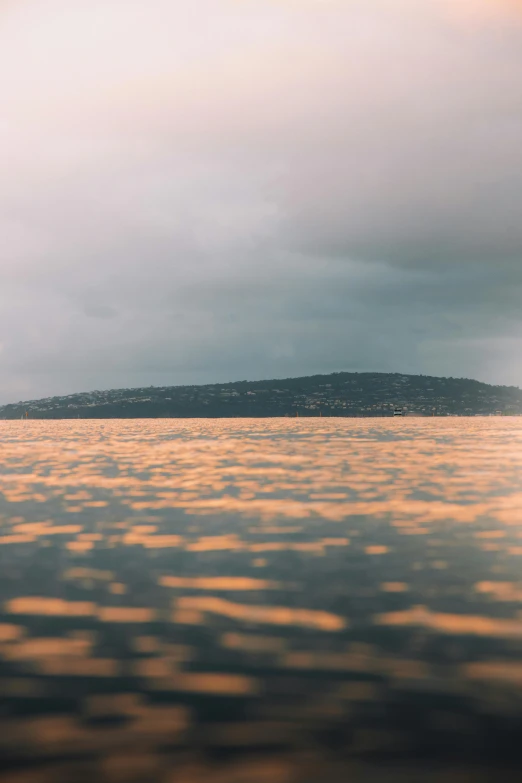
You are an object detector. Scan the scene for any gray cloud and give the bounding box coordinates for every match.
[1,0,522,402]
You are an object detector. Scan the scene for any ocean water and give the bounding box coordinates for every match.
[0,418,522,782]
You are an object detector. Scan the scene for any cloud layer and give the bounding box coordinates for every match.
[1,0,522,401]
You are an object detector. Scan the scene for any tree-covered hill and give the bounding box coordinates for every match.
[2,372,522,419]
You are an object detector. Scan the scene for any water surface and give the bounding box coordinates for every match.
[1,418,521,782]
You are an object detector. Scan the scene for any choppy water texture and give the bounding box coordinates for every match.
[1,418,522,782]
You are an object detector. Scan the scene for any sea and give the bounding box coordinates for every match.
[0,418,521,782]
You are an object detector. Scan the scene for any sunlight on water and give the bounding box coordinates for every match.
[1,418,522,781]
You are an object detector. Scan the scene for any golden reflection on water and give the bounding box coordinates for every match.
[1,418,522,781]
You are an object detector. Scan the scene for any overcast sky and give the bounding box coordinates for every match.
[2,0,522,402]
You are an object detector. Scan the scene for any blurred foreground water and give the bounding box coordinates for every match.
[0,418,522,782]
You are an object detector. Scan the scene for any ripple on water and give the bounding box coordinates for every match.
[1,418,522,779]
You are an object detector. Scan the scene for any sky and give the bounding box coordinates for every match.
[2,0,522,403]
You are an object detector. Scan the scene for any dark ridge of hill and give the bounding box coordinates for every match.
[1,371,522,419]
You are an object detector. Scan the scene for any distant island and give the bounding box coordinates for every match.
[2,372,522,419]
